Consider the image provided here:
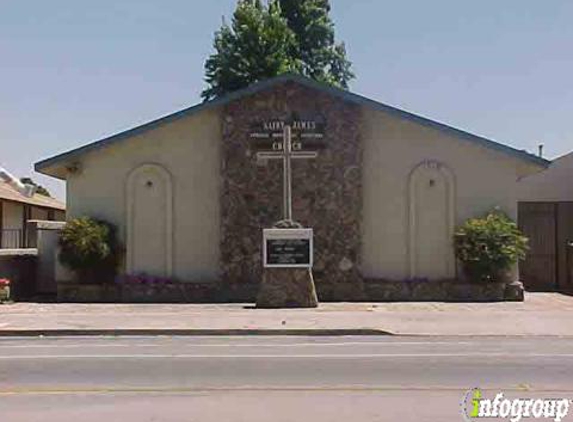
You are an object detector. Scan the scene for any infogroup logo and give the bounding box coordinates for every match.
[462,389,570,422]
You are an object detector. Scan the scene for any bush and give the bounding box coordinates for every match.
[59,217,121,283]
[454,210,528,283]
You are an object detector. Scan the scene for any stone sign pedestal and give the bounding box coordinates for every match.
[257,268,318,308]
[257,226,318,308]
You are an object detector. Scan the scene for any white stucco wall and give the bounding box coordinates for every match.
[518,152,573,202]
[361,107,536,280]
[66,110,222,282]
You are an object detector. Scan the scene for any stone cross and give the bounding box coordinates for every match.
[256,125,318,223]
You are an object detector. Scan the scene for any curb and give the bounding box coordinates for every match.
[0,328,394,337]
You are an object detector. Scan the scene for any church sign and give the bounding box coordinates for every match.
[263,228,313,268]
[250,119,326,154]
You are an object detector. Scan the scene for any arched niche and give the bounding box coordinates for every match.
[126,163,174,277]
[407,160,456,279]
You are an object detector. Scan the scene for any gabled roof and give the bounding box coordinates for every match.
[0,180,65,210]
[36,73,549,178]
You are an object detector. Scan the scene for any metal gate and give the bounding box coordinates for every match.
[518,202,573,291]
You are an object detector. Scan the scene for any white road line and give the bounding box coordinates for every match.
[0,353,572,359]
[4,386,573,394]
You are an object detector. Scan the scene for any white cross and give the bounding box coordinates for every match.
[257,125,318,222]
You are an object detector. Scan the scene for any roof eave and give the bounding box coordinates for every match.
[34,162,68,180]
[35,73,551,173]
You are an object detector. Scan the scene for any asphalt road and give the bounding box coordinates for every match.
[1,336,573,421]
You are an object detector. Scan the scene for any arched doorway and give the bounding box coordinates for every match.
[126,164,173,277]
[408,161,456,279]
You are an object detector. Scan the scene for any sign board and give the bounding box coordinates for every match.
[250,119,326,154]
[263,228,313,268]
[250,120,325,139]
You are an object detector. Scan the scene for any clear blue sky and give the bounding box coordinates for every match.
[2,1,572,200]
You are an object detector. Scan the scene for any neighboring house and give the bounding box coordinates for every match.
[519,151,573,202]
[518,152,573,291]
[0,173,66,249]
[35,74,548,301]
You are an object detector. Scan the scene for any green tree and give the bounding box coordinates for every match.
[202,0,353,100]
[278,0,353,88]
[20,177,51,197]
[202,0,300,101]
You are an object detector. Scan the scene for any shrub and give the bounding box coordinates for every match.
[454,210,528,283]
[59,217,121,283]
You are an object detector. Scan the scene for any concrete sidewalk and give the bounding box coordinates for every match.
[0,292,572,337]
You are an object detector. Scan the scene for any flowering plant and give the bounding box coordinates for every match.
[0,279,11,287]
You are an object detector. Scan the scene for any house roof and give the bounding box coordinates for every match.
[0,181,65,210]
[35,73,550,179]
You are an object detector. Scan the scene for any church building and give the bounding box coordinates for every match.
[36,74,548,301]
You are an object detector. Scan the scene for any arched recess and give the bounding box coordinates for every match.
[126,163,173,277]
[408,160,456,279]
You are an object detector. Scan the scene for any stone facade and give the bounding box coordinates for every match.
[221,81,364,300]
[57,281,256,304]
[364,279,524,302]
[257,268,319,308]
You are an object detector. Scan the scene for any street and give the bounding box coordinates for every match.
[1,336,573,421]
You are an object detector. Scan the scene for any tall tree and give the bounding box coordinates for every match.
[202,0,353,101]
[278,0,353,88]
[202,0,300,101]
